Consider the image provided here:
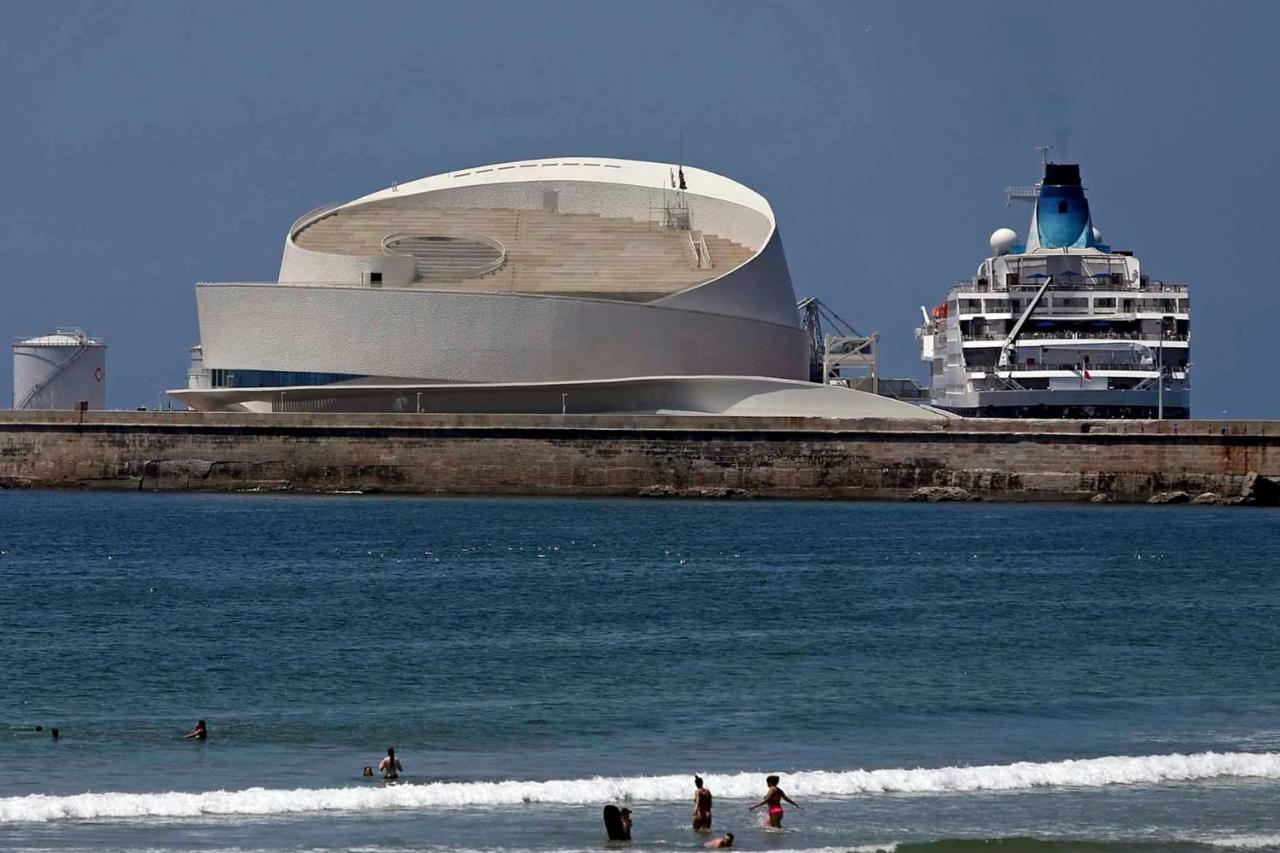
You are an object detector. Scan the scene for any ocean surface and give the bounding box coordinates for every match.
[1,491,1279,853]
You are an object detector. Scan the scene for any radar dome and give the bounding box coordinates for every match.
[989,228,1018,255]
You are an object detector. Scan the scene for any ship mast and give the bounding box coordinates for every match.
[1004,145,1055,206]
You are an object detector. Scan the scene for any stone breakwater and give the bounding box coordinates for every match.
[0,411,1278,504]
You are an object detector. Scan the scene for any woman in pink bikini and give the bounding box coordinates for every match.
[748,774,801,828]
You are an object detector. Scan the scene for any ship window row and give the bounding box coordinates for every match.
[1002,271,1133,288]
[962,347,1189,371]
[956,297,1188,315]
[980,273,1188,292]
[958,317,1189,343]
[971,273,1133,290]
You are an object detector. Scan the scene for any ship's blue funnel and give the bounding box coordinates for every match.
[1035,163,1098,249]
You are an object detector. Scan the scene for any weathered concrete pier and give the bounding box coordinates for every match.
[1,411,1278,504]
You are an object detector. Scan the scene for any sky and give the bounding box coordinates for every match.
[1,0,1276,416]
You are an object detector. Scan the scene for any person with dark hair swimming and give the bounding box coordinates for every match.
[704,833,734,848]
[50,727,60,740]
[603,804,631,841]
[748,774,800,828]
[378,747,402,780]
[184,720,207,740]
[692,775,713,830]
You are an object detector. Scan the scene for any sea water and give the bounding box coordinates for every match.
[1,491,1278,852]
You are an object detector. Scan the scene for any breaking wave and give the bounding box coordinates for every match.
[889,837,1280,852]
[3,751,1279,824]
[1204,838,1280,850]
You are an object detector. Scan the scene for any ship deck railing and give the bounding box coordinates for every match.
[961,330,1190,343]
[950,281,1189,295]
[976,363,1189,375]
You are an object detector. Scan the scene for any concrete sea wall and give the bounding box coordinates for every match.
[1,411,1278,504]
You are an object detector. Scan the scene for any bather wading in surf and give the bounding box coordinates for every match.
[748,774,801,828]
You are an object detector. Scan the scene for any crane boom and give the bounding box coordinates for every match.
[997,275,1053,370]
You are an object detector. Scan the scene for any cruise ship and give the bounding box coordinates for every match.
[917,162,1190,418]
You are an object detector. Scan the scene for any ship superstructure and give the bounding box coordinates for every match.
[917,163,1190,418]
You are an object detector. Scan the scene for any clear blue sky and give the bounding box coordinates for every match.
[2,0,1276,416]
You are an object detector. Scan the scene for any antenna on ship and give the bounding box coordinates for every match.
[1004,144,1053,206]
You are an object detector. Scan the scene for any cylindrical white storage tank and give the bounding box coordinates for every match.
[12,328,107,410]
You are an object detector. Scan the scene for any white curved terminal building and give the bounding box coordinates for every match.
[170,157,938,419]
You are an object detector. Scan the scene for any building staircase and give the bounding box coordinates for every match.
[294,205,755,301]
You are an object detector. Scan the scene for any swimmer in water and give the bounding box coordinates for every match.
[619,807,632,840]
[184,720,207,741]
[50,727,60,741]
[704,833,734,848]
[378,746,402,780]
[362,766,374,777]
[748,774,800,828]
[692,775,713,830]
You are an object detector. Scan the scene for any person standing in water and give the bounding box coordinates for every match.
[692,775,713,830]
[378,747,402,780]
[183,720,207,741]
[748,774,801,828]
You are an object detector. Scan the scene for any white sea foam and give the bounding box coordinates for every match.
[2,751,1278,824]
[3,848,899,853]
[1204,836,1280,850]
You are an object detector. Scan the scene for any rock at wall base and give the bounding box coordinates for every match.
[0,476,35,489]
[230,481,294,493]
[688,487,753,499]
[141,459,215,480]
[1148,491,1191,504]
[1240,472,1280,506]
[1190,492,1221,505]
[1090,493,1113,503]
[909,486,976,502]
[638,485,753,499]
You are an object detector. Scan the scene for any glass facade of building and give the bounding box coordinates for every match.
[209,369,362,388]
